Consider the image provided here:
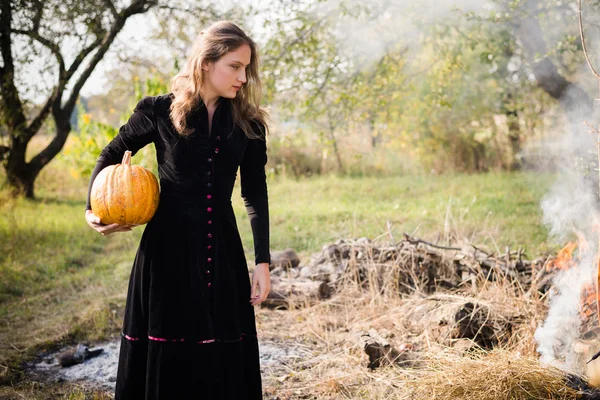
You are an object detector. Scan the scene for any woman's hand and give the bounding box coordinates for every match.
[250,262,271,306]
[85,209,136,236]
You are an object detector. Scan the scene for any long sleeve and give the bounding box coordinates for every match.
[85,96,158,211]
[240,122,271,265]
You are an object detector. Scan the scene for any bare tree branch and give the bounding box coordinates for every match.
[31,0,44,32]
[102,0,119,19]
[25,90,55,140]
[60,32,121,117]
[12,13,105,142]
[515,10,592,117]
[65,35,103,81]
[265,14,331,72]
[11,27,66,128]
[30,0,159,173]
[123,0,159,17]
[578,0,600,79]
[11,29,66,75]
[61,0,157,117]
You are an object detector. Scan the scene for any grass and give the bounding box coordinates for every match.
[255,279,576,399]
[0,136,566,398]
[262,172,556,259]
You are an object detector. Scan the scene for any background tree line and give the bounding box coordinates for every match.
[2,0,600,198]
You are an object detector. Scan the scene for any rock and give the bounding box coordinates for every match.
[299,266,313,279]
[57,344,104,368]
[359,329,416,370]
[270,249,301,271]
[263,277,332,309]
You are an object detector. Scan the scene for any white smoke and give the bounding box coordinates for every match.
[533,98,600,372]
[325,0,496,69]
[535,252,596,370]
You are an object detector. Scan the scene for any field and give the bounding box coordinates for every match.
[0,142,579,399]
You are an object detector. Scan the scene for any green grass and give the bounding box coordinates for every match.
[1,163,559,310]
[0,144,560,391]
[237,172,558,262]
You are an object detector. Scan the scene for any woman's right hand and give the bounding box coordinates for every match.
[85,209,135,236]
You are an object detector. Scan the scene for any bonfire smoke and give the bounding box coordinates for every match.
[521,0,600,372]
[328,0,491,70]
[534,95,600,371]
[534,252,595,369]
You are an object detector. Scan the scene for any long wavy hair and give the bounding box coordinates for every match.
[170,21,269,139]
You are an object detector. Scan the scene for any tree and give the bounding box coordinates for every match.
[0,0,162,198]
[399,0,599,171]
[259,0,410,173]
[462,0,597,124]
[0,0,218,198]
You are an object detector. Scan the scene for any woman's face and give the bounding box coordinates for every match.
[202,44,252,100]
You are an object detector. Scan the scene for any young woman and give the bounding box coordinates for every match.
[84,20,271,399]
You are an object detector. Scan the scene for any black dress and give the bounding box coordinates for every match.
[85,94,270,399]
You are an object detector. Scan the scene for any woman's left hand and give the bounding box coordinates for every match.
[250,262,271,306]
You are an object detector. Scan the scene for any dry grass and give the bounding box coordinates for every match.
[256,242,586,400]
[0,382,112,399]
[405,350,580,400]
[1,234,585,399]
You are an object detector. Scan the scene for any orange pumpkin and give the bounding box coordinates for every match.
[90,151,160,225]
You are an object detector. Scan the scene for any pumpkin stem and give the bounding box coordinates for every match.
[121,151,132,166]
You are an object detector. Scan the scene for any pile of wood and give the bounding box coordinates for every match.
[263,235,589,381]
[264,234,555,308]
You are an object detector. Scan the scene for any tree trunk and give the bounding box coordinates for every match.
[2,120,71,199]
[472,141,487,172]
[328,125,344,172]
[505,100,522,171]
[0,0,158,199]
[514,11,593,120]
[369,115,379,149]
[6,164,37,198]
[513,5,597,195]
[262,277,332,309]
[3,134,34,198]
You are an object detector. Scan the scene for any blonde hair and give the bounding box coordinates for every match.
[170,21,269,139]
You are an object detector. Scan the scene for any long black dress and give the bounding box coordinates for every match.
[85,94,270,399]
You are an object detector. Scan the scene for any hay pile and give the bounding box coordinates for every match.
[284,235,551,297]
[261,236,600,399]
[405,350,583,399]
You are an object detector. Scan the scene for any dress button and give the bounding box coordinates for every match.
[207,258,212,262]
[207,171,212,176]
[208,157,213,163]
[207,245,212,250]
[207,194,212,199]
[208,220,212,225]
[207,233,212,238]
[207,283,212,288]
[207,183,212,188]
[206,270,211,274]
[214,148,219,153]
[207,207,212,212]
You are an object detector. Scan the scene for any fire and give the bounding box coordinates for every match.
[581,284,597,319]
[545,241,578,272]
[545,241,598,323]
